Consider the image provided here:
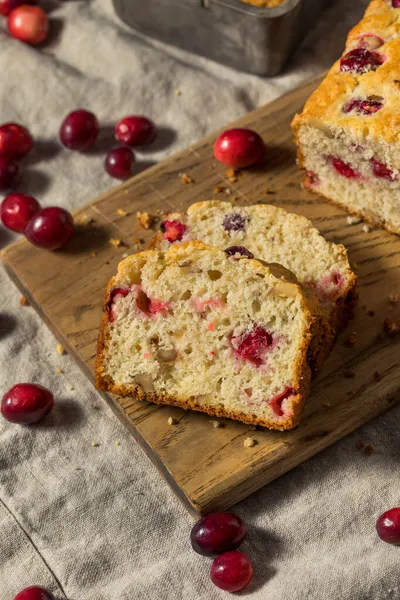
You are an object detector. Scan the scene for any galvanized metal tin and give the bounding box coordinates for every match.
[112,0,330,76]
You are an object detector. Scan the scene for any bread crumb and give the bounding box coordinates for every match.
[214,185,225,194]
[136,211,154,230]
[224,188,231,196]
[362,224,371,233]
[345,332,357,348]
[365,444,374,457]
[210,420,221,428]
[19,295,29,306]
[226,168,237,183]
[56,343,66,355]
[324,402,331,408]
[367,310,375,317]
[104,260,110,265]
[109,238,124,247]
[90,251,97,257]
[55,368,63,374]
[91,441,100,447]
[244,437,256,448]
[346,215,361,225]
[343,370,355,379]
[231,196,238,202]
[389,293,399,304]
[117,208,128,217]
[174,89,181,96]
[73,466,82,471]
[66,384,74,392]
[114,441,120,447]
[168,417,177,425]
[78,214,94,225]
[356,440,365,450]
[374,371,382,382]
[264,187,270,195]
[179,173,194,185]
[122,253,128,258]
[248,424,257,431]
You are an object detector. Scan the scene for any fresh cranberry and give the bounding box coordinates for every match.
[232,326,273,366]
[331,157,360,179]
[2,383,54,424]
[269,386,295,417]
[392,0,400,7]
[1,193,40,233]
[13,587,55,600]
[115,115,156,147]
[223,212,247,233]
[160,219,187,243]
[214,128,265,169]
[0,0,35,16]
[0,123,33,161]
[106,287,130,320]
[354,34,384,51]
[105,147,134,179]
[371,158,397,181]
[376,508,400,544]
[340,49,383,74]
[0,157,19,189]
[191,513,247,557]
[25,207,74,250]
[225,246,254,259]
[8,5,48,45]
[210,551,253,592]
[344,98,383,115]
[59,109,99,152]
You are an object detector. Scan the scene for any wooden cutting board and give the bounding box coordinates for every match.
[2,75,400,515]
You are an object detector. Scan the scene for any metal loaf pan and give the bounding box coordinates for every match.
[112,0,330,76]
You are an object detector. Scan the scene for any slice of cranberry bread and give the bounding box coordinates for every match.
[292,0,400,235]
[96,241,321,430]
[151,201,357,367]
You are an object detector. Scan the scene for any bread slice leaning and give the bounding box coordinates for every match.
[150,200,357,371]
[96,241,322,430]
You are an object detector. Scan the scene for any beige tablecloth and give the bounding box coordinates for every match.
[1,1,399,598]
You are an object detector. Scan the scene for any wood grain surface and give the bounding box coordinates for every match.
[2,75,400,515]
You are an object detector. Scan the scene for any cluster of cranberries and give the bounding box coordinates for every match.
[0,1,49,45]
[60,109,156,179]
[0,122,74,249]
[191,512,252,592]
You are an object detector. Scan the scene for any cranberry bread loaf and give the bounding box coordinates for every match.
[292,0,400,235]
[151,201,357,367]
[96,241,321,430]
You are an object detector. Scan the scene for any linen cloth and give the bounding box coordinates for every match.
[1,1,399,598]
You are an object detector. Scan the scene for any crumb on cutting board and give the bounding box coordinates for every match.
[56,343,66,355]
[244,437,256,448]
[136,211,155,230]
[179,173,194,185]
[19,295,29,306]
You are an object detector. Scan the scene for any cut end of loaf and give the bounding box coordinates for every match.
[96,242,316,431]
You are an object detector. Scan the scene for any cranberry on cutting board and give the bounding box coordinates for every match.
[2,383,54,425]
[7,5,48,45]
[0,0,36,16]
[25,207,75,250]
[214,128,265,169]
[1,193,40,233]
